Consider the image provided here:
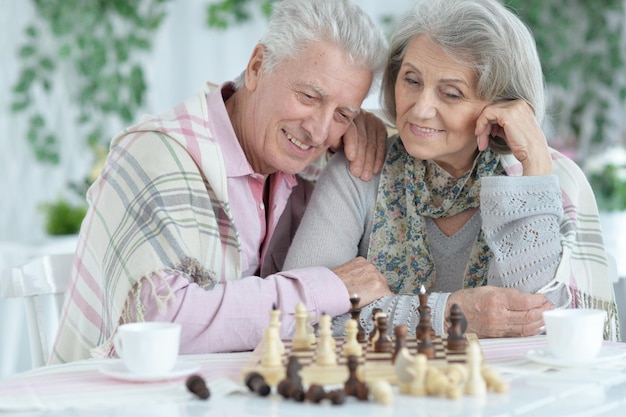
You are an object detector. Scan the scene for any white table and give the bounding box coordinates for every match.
[1,336,626,417]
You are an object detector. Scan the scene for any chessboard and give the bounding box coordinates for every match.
[241,333,478,387]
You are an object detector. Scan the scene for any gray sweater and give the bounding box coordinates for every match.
[284,148,569,336]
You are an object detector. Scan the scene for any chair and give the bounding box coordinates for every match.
[0,253,73,368]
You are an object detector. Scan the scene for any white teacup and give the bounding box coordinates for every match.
[113,322,181,376]
[543,309,606,361]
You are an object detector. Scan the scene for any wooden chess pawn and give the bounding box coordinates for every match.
[464,340,487,396]
[344,355,369,401]
[392,325,408,363]
[186,374,210,400]
[277,356,305,401]
[446,303,467,351]
[343,319,363,357]
[244,372,271,397]
[315,313,337,366]
[374,315,393,353]
[349,294,367,342]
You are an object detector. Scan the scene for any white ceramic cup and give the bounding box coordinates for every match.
[543,309,606,361]
[113,322,181,375]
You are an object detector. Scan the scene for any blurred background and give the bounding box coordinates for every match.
[1,0,625,378]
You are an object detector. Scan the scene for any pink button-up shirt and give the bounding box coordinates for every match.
[137,84,350,353]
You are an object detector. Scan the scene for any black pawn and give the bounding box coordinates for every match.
[186,374,210,400]
[245,371,271,397]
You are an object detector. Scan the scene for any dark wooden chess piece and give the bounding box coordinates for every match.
[244,371,271,397]
[349,294,366,342]
[186,374,210,400]
[344,355,369,401]
[446,303,468,351]
[417,319,435,359]
[369,307,383,342]
[277,356,305,401]
[415,287,436,340]
[392,325,408,363]
[306,384,326,403]
[374,315,393,353]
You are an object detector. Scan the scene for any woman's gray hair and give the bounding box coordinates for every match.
[381,0,545,152]
[233,0,387,95]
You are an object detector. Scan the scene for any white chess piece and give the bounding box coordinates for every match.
[343,319,363,357]
[260,326,282,368]
[292,302,311,350]
[269,307,285,355]
[315,314,337,366]
[464,340,487,396]
[408,353,428,396]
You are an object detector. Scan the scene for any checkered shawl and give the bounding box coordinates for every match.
[500,149,619,341]
[51,84,245,363]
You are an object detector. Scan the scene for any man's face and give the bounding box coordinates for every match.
[241,41,373,175]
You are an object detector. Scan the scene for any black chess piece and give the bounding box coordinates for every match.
[186,374,210,400]
[349,294,366,342]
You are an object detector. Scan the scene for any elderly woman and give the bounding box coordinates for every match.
[284,0,618,340]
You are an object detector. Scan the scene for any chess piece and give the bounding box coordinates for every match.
[415,305,435,341]
[407,353,428,397]
[260,326,282,368]
[370,379,393,405]
[344,354,369,401]
[306,384,326,403]
[186,374,210,400]
[277,356,305,401]
[269,303,285,355]
[292,302,312,350]
[343,319,363,357]
[326,389,346,405]
[481,365,509,393]
[374,315,393,353]
[315,313,337,366]
[394,347,415,394]
[244,372,271,397]
[349,294,366,342]
[464,340,487,396]
[417,318,435,359]
[392,325,408,363]
[446,303,467,351]
[369,308,383,343]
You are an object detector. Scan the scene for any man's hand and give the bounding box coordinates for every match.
[337,110,388,181]
[447,286,553,338]
[332,257,393,307]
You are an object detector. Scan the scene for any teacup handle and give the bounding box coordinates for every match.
[113,331,124,358]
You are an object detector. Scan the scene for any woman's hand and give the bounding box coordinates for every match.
[447,286,553,338]
[475,100,552,176]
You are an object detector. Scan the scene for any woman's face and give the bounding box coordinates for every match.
[394,35,489,178]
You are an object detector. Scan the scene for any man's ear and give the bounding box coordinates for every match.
[245,44,266,91]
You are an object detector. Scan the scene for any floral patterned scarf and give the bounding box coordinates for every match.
[367,136,504,294]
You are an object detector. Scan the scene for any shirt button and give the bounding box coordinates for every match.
[260,202,265,210]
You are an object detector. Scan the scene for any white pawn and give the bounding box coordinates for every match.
[464,340,487,396]
[343,319,363,357]
[315,313,337,366]
[292,302,311,350]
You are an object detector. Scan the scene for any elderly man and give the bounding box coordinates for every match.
[51,0,393,363]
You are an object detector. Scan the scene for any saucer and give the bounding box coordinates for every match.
[99,360,201,382]
[526,346,626,368]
